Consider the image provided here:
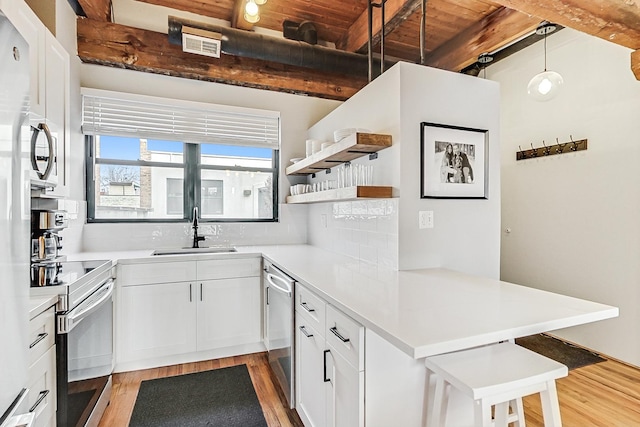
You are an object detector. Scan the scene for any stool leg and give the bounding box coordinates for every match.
[511,398,526,427]
[473,399,492,427]
[540,380,562,427]
[429,377,449,427]
[494,401,510,427]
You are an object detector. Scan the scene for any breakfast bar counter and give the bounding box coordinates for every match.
[252,245,618,359]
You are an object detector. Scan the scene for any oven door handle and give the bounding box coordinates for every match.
[58,280,114,334]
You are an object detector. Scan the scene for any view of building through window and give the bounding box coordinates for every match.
[89,136,277,221]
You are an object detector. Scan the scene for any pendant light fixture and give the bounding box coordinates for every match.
[244,0,260,24]
[527,22,563,101]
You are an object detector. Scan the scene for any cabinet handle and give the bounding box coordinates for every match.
[29,389,49,412]
[323,349,331,383]
[266,287,269,305]
[189,284,192,302]
[200,283,203,301]
[29,332,48,349]
[301,302,315,313]
[330,326,350,343]
[299,325,313,338]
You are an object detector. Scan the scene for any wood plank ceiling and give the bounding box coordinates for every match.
[75,0,640,100]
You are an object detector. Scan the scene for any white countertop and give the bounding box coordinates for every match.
[67,244,618,359]
[29,295,58,319]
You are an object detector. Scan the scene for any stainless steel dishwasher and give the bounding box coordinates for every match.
[263,261,295,408]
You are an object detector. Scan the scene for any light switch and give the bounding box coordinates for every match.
[419,211,434,229]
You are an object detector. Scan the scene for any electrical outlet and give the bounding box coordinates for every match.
[419,210,434,229]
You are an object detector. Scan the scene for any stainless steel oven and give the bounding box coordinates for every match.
[263,261,295,408]
[31,260,113,427]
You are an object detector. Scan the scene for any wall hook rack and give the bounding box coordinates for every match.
[516,137,587,161]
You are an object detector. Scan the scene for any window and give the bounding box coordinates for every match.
[83,89,279,223]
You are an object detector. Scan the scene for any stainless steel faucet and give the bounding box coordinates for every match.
[192,207,205,248]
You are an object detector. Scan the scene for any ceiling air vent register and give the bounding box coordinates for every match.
[182,26,222,58]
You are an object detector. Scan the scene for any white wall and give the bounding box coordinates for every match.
[489,28,640,365]
[307,62,501,278]
[73,62,339,251]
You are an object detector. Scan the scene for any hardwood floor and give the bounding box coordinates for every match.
[98,350,640,427]
[523,357,640,426]
[97,352,303,427]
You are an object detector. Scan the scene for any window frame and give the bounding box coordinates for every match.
[85,136,279,223]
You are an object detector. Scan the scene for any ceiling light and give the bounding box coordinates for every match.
[254,0,267,4]
[245,0,259,17]
[244,0,260,24]
[527,22,563,101]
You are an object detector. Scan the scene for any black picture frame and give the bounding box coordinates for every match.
[420,122,489,199]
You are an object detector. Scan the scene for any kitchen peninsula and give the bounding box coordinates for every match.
[69,244,618,426]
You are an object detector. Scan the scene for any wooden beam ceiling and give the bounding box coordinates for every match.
[632,49,640,80]
[77,0,112,21]
[76,17,366,101]
[337,0,423,53]
[492,0,640,50]
[425,6,540,71]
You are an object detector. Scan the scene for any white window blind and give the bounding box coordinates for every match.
[81,88,280,149]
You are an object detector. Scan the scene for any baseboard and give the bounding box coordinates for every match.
[114,342,267,373]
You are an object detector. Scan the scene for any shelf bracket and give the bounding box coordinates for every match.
[311,173,316,178]
[369,152,378,160]
[326,168,331,174]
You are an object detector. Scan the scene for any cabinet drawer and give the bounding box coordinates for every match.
[326,305,364,371]
[29,306,55,366]
[28,345,56,427]
[295,283,326,335]
[119,261,196,286]
[197,257,261,279]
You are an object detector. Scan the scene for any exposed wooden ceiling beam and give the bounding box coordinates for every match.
[632,50,640,80]
[76,18,365,101]
[492,0,640,50]
[231,0,255,31]
[425,7,540,72]
[336,0,422,53]
[77,0,111,21]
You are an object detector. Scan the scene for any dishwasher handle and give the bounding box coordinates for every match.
[266,273,292,297]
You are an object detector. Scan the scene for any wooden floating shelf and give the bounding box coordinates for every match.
[285,132,392,176]
[286,186,393,204]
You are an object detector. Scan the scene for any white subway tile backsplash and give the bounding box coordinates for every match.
[308,198,398,271]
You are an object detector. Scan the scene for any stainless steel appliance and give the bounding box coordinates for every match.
[30,121,58,190]
[30,210,68,262]
[30,260,114,427]
[0,10,32,426]
[263,261,295,408]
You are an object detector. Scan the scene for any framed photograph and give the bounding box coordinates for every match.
[420,122,488,199]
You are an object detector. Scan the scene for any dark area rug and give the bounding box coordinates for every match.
[129,364,268,427]
[516,334,607,370]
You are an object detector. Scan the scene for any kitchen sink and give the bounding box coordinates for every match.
[152,247,237,256]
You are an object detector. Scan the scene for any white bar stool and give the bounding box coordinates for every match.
[424,342,568,427]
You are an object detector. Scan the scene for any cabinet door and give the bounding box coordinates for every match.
[295,312,326,427]
[197,277,261,351]
[117,282,196,362]
[6,1,46,117]
[326,346,364,427]
[43,32,70,197]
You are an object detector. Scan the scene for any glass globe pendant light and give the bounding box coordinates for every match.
[527,22,563,101]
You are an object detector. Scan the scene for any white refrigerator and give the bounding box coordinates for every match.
[0,9,31,425]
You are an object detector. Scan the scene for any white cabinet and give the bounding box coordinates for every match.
[118,281,197,361]
[116,257,262,370]
[28,305,56,427]
[4,0,70,197]
[295,283,365,427]
[198,277,261,350]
